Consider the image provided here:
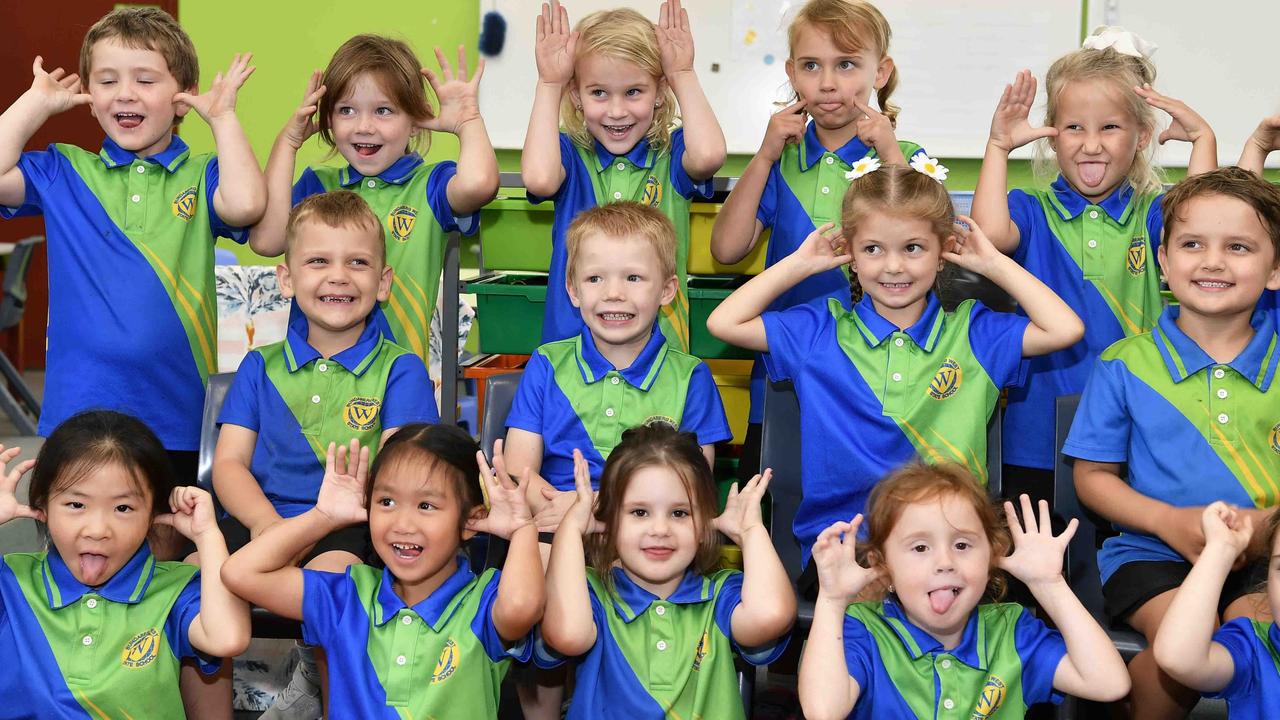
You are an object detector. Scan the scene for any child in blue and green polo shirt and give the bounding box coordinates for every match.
[0,410,250,720]
[250,35,498,365]
[222,423,544,719]
[214,191,436,717]
[0,7,266,481]
[522,0,725,351]
[709,164,1082,572]
[1065,168,1280,717]
[798,463,1128,719]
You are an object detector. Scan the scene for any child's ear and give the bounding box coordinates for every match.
[659,274,677,306]
[1156,242,1170,279]
[276,262,295,299]
[377,264,394,303]
[173,84,198,119]
[784,57,797,89]
[461,504,487,541]
[1265,259,1280,291]
[566,275,582,308]
[1136,121,1153,152]
[873,54,895,91]
[568,85,582,113]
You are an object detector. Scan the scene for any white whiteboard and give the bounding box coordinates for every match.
[1086,0,1280,168]
[478,0,1082,158]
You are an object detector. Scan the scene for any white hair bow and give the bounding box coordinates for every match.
[1082,26,1157,59]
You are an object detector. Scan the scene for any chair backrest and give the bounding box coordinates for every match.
[480,372,523,460]
[1052,394,1107,622]
[0,236,43,331]
[197,373,236,494]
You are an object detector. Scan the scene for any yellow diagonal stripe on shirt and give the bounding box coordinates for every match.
[135,243,215,375]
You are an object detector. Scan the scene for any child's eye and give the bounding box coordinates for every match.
[349,258,369,267]
[672,509,689,518]
[418,502,435,511]
[115,504,134,513]
[627,273,642,282]
[863,245,882,256]
[626,88,642,97]
[905,243,925,254]
[955,541,971,551]
[376,107,394,116]
[589,89,606,98]
[911,543,928,553]
[65,501,85,510]
[585,275,602,284]
[306,257,327,265]
[376,497,394,508]
[838,60,856,71]
[630,508,648,518]
[1180,240,1202,250]
[337,106,355,116]
[1228,242,1252,253]
[1064,123,1082,132]
[802,61,818,72]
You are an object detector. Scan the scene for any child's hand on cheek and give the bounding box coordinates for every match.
[760,99,808,162]
[152,486,217,542]
[812,515,882,605]
[175,53,255,123]
[712,469,771,545]
[418,46,484,136]
[997,494,1076,589]
[470,449,534,540]
[850,96,902,164]
[562,449,603,536]
[0,445,39,525]
[315,439,369,527]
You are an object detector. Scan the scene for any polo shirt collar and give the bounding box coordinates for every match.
[283,300,388,376]
[592,136,656,172]
[850,292,945,351]
[799,121,872,171]
[1047,175,1135,223]
[1153,305,1279,391]
[881,595,986,669]
[371,556,476,630]
[575,325,670,390]
[338,152,424,187]
[99,134,190,172]
[43,544,157,609]
[607,568,714,623]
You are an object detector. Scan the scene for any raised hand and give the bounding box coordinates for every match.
[792,223,851,275]
[712,469,771,545]
[1199,501,1254,559]
[811,516,883,604]
[988,70,1057,153]
[27,57,90,116]
[0,445,40,524]
[562,449,603,536]
[175,52,255,122]
[315,439,369,527]
[849,94,898,158]
[942,215,1005,277]
[419,46,484,135]
[1244,115,1280,160]
[281,69,325,150]
[760,99,808,162]
[1134,84,1211,145]
[469,445,534,540]
[656,0,695,77]
[997,494,1077,587]
[535,0,578,86]
[152,486,218,542]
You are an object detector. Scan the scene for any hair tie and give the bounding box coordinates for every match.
[1081,26,1157,59]
[844,153,949,183]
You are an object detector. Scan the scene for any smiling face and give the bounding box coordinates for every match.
[86,39,189,158]
[45,462,153,588]
[568,231,676,367]
[1050,79,1150,203]
[786,22,891,143]
[570,52,662,156]
[330,72,418,177]
[849,209,945,328]
[880,493,991,649]
[613,464,701,599]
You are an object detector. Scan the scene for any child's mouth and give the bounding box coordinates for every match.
[1192,279,1233,291]
[353,143,382,157]
[79,553,110,584]
[1077,161,1107,186]
[115,113,144,129]
[598,312,634,323]
[320,295,355,304]
[603,124,634,140]
[643,547,674,561]
[879,282,912,291]
[390,543,423,561]
[928,587,961,615]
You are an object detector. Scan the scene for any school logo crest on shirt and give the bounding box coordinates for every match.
[928,358,963,400]
[1270,423,1280,455]
[643,415,678,430]
[642,175,663,207]
[172,187,197,221]
[432,638,459,683]
[691,630,710,671]
[1127,236,1147,276]
[121,628,161,669]
[388,205,417,243]
[971,674,1006,719]
[344,396,381,431]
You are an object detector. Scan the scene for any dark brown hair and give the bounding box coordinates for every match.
[366,423,485,537]
[1162,166,1280,263]
[80,7,200,126]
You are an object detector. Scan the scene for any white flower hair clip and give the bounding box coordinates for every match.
[1082,26,1157,59]
[844,155,881,181]
[910,155,949,182]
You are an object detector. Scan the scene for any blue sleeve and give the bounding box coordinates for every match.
[1205,617,1260,701]
[967,301,1031,389]
[216,351,264,431]
[300,568,353,648]
[292,167,325,207]
[505,352,549,434]
[471,570,534,663]
[756,163,781,229]
[426,161,478,236]
[712,571,789,665]
[1011,605,1067,705]
[842,611,875,695]
[761,302,828,382]
[1146,193,1165,255]
[1008,190,1040,266]
[668,128,713,200]
[680,362,732,445]
[526,134,576,205]
[164,570,221,674]
[203,158,247,244]
[1061,357,1131,462]
[0,147,64,218]
[382,354,439,426]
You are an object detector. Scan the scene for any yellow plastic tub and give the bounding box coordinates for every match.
[688,202,769,275]
[706,358,753,445]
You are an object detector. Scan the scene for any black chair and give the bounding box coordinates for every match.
[198,372,303,639]
[0,237,43,435]
[479,371,523,459]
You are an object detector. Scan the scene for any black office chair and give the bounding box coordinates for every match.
[0,237,43,435]
[480,371,523,459]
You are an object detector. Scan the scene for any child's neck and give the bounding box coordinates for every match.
[814,121,859,154]
[393,556,459,608]
[870,297,928,332]
[1174,307,1256,364]
[620,564,684,600]
[595,330,649,371]
[307,321,367,360]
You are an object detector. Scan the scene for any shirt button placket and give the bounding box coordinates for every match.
[1083,206,1104,276]
[126,162,148,232]
[884,334,910,415]
[73,593,105,684]
[650,603,678,690]
[387,611,417,705]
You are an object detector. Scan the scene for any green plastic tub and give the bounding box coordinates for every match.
[688,274,752,360]
[466,273,547,355]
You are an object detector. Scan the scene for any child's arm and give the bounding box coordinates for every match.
[176,54,267,228]
[973,70,1057,255]
[1075,459,1209,563]
[471,448,545,641]
[709,100,805,265]
[0,446,41,525]
[998,495,1130,702]
[798,516,883,719]
[1133,85,1218,176]
[1238,114,1280,174]
[0,58,90,208]
[943,216,1084,356]
[220,441,369,620]
[1153,502,1250,692]
[521,0,575,198]
[154,486,250,658]
[715,470,794,646]
[656,0,725,181]
[706,223,848,352]
[249,70,325,258]
[211,424,283,538]
[421,46,499,215]
[542,450,603,656]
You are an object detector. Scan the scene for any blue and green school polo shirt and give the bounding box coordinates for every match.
[217,304,437,518]
[1004,177,1164,470]
[747,123,925,423]
[842,598,1065,719]
[0,545,214,719]
[762,293,1029,566]
[292,154,477,364]
[533,568,787,720]
[528,129,713,351]
[301,556,530,719]
[504,324,731,490]
[1205,617,1280,719]
[0,135,245,451]
[1062,305,1280,582]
